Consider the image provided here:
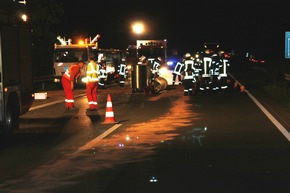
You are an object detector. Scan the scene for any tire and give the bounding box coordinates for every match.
[3,93,20,137]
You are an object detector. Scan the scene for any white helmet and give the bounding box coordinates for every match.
[185,53,191,58]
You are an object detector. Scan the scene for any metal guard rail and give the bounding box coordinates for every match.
[33,75,54,83]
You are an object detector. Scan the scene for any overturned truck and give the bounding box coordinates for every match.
[126,40,170,94]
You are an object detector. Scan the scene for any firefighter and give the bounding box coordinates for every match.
[209,52,221,92]
[182,53,197,95]
[98,57,107,89]
[117,58,127,87]
[182,68,196,96]
[218,52,230,92]
[84,53,99,111]
[199,50,212,93]
[61,61,84,111]
[172,61,184,85]
[193,52,203,92]
[151,57,161,82]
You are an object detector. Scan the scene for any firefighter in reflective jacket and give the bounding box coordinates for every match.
[218,52,230,92]
[172,61,184,85]
[182,69,196,96]
[118,58,127,87]
[209,53,220,91]
[199,51,212,92]
[98,58,107,89]
[182,53,197,95]
[61,61,84,110]
[151,57,161,82]
[83,54,99,111]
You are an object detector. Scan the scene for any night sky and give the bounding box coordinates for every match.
[53,0,290,59]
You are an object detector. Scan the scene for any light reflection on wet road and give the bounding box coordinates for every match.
[0,85,289,193]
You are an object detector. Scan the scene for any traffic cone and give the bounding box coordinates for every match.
[240,85,245,92]
[101,94,118,124]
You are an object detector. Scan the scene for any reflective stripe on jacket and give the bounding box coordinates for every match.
[63,64,80,81]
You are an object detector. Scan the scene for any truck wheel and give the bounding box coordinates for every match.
[3,94,20,136]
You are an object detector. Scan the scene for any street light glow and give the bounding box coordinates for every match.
[132,22,144,35]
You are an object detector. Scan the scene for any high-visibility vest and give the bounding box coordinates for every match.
[219,58,230,78]
[118,63,127,76]
[173,62,184,75]
[184,71,195,80]
[99,68,107,79]
[210,55,220,76]
[86,60,99,82]
[63,64,79,81]
[201,57,212,78]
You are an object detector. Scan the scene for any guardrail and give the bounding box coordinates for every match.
[284,73,290,81]
[33,75,55,90]
[284,73,290,95]
[33,75,54,83]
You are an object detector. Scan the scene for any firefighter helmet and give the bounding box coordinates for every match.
[185,53,191,58]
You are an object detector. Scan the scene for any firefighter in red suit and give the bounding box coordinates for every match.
[84,54,99,111]
[61,61,84,111]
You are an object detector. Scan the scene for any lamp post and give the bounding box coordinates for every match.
[132,21,145,56]
[130,21,146,92]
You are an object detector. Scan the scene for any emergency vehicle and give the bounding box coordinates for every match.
[0,0,34,137]
[96,48,126,83]
[136,39,168,62]
[53,35,125,84]
[53,35,100,84]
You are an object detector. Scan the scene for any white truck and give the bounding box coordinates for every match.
[53,36,99,84]
[53,35,125,85]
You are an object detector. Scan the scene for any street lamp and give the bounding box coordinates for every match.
[129,21,146,92]
[132,23,144,34]
[132,22,145,36]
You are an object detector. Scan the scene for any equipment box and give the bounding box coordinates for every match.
[34,92,47,100]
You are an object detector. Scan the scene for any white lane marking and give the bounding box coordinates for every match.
[229,73,290,142]
[74,123,122,154]
[29,94,86,111]
[29,100,62,111]
[245,90,290,142]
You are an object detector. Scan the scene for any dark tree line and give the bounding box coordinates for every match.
[27,0,64,77]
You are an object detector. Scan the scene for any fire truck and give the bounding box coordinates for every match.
[53,35,125,85]
[53,35,100,84]
[0,0,34,137]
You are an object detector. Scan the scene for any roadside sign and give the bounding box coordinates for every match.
[285,32,290,58]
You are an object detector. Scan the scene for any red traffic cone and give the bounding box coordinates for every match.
[101,94,118,124]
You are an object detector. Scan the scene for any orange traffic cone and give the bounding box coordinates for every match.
[101,94,118,124]
[240,85,245,92]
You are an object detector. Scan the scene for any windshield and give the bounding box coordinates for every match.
[138,48,165,59]
[54,48,88,62]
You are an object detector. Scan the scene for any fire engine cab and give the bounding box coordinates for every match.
[53,35,100,84]
[53,35,125,85]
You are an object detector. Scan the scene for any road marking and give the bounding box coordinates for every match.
[29,100,63,111]
[245,90,290,142]
[74,123,122,154]
[229,73,290,142]
[29,94,86,111]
